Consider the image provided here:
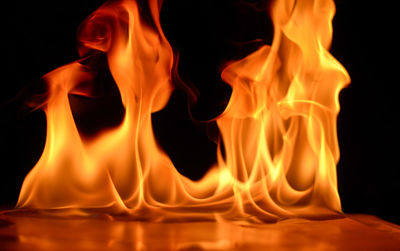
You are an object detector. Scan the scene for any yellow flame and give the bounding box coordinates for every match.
[17,0,350,221]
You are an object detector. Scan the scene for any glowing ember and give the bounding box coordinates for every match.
[16,0,350,221]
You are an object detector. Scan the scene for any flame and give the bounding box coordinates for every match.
[17,0,350,221]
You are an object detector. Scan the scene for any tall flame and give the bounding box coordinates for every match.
[216,0,350,219]
[17,0,349,221]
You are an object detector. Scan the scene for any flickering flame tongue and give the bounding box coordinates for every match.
[217,0,350,219]
[17,0,349,221]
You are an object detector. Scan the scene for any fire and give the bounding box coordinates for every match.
[17,0,349,221]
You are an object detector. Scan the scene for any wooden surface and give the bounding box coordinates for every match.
[0,211,399,250]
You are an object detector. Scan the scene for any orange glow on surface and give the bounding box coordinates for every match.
[16,0,350,222]
[1,213,399,250]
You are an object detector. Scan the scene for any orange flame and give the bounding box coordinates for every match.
[17,0,350,221]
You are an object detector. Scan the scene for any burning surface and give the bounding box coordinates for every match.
[16,0,350,222]
[1,213,399,250]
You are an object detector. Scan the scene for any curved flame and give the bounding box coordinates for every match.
[17,0,350,222]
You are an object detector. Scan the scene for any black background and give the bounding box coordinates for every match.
[1,0,398,224]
